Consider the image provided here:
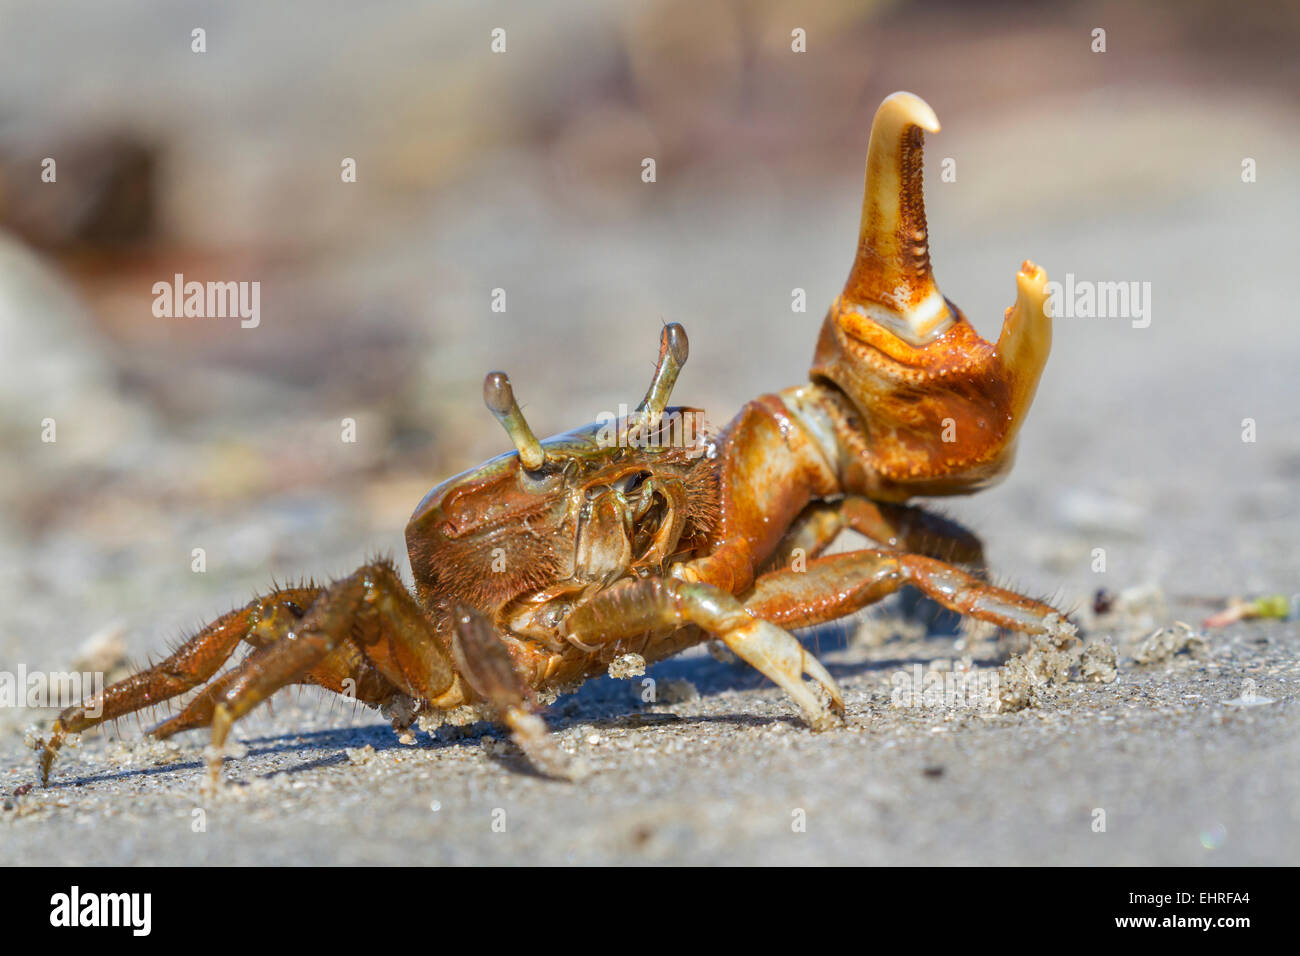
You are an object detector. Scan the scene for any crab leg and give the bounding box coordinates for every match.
[35,586,321,784]
[565,576,845,729]
[681,392,842,594]
[148,645,398,740]
[37,564,462,786]
[744,549,1077,645]
[201,562,459,783]
[448,605,575,778]
[760,495,987,574]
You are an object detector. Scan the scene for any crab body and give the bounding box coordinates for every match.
[405,408,721,688]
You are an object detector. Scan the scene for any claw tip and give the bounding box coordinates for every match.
[881,91,940,134]
[1018,259,1046,284]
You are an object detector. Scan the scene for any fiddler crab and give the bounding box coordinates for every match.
[36,92,1074,785]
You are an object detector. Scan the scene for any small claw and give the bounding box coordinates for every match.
[721,619,844,730]
[996,260,1053,423]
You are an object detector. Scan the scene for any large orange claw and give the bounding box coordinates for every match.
[811,91,1053,501]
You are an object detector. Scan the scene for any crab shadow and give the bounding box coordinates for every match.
[44,708,807,789]
[40,722,413,790]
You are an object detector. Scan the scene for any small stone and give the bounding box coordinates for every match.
[345,744,375,765]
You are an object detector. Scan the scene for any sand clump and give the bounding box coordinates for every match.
[1130,622,1208,665]
[995,625,1117,712]
[1079,638,1119,683]
[417,703,496,736]
[608,653,647,680]
[996,635,1076,712]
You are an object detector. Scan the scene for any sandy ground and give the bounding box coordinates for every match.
[1,1,1298,864]
[5,616,1299,866]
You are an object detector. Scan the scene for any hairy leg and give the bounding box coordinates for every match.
[148,646,399,740]
[201,563,458,783]
[758,497,992,634]
[38,563,461,786]
[36,586,320,784]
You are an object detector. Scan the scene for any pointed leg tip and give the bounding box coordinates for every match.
[503,706,581,781]
[802,655,847,724]
[34,733,60,787]
[808,707,844,733]
[818,673,846,716]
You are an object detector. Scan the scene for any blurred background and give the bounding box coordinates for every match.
[1,0,1297,689]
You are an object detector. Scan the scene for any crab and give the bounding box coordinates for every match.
[36,91,1074,785]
